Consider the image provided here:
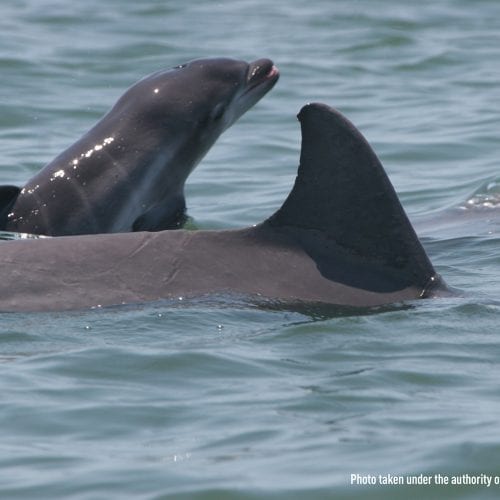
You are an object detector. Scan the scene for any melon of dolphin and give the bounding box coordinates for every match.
[0,57,279,236]
[0,103,444,313]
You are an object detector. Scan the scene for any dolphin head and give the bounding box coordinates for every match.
[148,57,279,128]
[104,57,279,202]
[114,57,279,158]
[167,57,280,132]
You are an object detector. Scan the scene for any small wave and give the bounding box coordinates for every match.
[0,231,49,241]
[461,180,500,210]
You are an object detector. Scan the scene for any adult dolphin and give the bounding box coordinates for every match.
[0,57,279,236]
[0,103,445,313]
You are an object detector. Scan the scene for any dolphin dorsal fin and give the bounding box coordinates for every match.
[265,103,439,293]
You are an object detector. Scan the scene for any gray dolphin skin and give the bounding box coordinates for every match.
[0,57,279,236]
[0,103,444,313]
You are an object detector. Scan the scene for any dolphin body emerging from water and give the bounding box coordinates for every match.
[0,103,444,313]
[0,57,279,236]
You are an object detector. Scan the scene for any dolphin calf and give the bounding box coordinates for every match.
[0,103,444,313]
[0,57,279,236]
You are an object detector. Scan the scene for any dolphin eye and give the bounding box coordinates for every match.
[173,63,187,70]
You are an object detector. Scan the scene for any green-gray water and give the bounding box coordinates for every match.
[1,1,500,498]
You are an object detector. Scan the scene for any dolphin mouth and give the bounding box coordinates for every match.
[243,58,280,96]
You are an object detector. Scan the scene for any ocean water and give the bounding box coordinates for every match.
[1,0,500,498]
